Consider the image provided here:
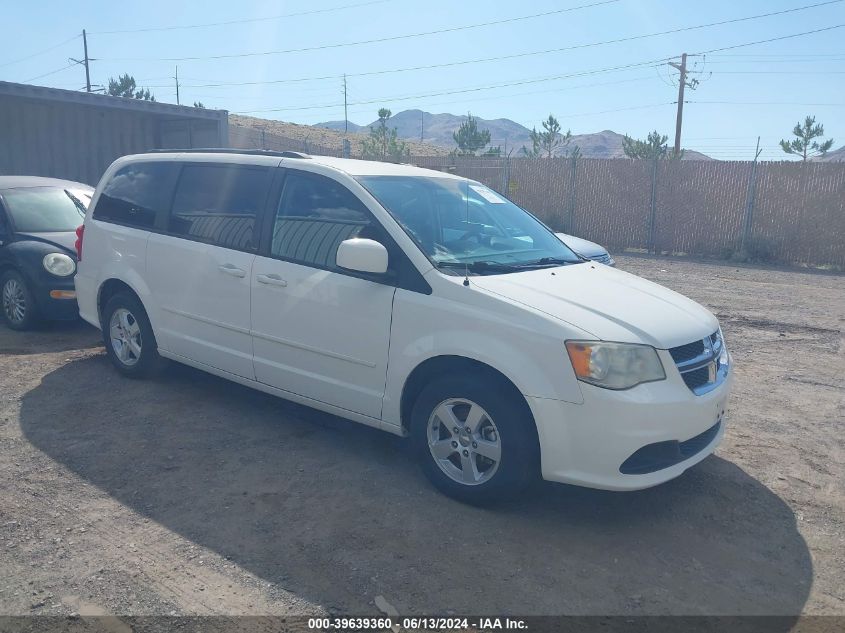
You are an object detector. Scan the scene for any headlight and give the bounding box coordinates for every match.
[565,341,665,390]
[716,327,729,365]
[42,253,76,277]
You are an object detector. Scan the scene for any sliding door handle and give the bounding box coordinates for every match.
[218,264,246,278]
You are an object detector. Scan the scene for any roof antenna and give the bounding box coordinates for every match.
[463,179,470,287]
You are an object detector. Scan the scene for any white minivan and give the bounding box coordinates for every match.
[75,150,732,504]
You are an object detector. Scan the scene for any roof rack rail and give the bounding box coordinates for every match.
[145,148,311,159]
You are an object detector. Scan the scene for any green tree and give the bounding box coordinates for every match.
[193,101,205,108]
[521,127,542,158]
[522,115,578,158]
[452,113,491,155]
[107,74,155,101]
[539,114,572,158]
[779,115,834,161]
[361,108,409,162]
[622,130,680,160]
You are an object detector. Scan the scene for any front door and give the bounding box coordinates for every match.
[251,169,395,419]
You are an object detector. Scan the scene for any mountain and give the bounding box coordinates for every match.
[566,130,713,161]
[230,114,451,157]
[315,120,363,133]
[817,145,845,162]
[317,109,712,160]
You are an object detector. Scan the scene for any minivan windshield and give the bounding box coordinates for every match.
[3,187,89,233]
[357,176,582,273]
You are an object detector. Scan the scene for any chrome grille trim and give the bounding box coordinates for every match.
[669,330,729,395]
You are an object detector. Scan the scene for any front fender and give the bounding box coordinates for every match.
[382,285,585,427]
[3,240,76,292]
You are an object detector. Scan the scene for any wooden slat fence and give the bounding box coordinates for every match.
[225,124,845,267]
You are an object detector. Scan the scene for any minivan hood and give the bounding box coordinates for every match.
[16,231,76,255]
[471,263,718,349]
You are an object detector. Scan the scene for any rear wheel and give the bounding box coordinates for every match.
[1,270,39,330]
[411,373,538,505]
[102,292,166,378]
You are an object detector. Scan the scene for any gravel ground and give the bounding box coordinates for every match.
[0,255,842,621]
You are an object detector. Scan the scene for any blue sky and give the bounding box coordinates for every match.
[4,0,844,159]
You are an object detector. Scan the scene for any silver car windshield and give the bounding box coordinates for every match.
[357,176,582,272]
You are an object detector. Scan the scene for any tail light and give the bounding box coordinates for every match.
[75,225,84,261]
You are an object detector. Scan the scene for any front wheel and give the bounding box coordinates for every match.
[102,292,166,378]
[1,270,39,330]
[411,374,538,505]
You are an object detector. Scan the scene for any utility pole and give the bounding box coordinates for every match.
[668,53,687,157]
[343,74,348,134]
[420,110,424,143]
[174,65,180,105]
[82,29,91,92]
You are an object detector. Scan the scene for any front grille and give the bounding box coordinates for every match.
[682,366,710,390]
[669,340,705,363]
[668,330,728,395]
[591,253,612,265]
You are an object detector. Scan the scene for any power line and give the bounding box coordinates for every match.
[0,33,80,69]
[712,70,845,74]
[702,57,845,64]
[708,52,845,57]
[90,0,393,34]
[204,74,662,110]
[104,0,621,61]
[236,58,673,113]
[695,23,845,55]
[234,22,845,115]
[689,100,845,106]
[133,1,845,90]
[24,63,77,82]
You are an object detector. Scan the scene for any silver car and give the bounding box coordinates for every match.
[556,232,615,266]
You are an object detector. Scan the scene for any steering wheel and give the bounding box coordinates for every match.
[459,228,487,244]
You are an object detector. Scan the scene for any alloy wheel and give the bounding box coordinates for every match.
[2,278,26,325]
[109,308,142,367]
[427,398,502,485]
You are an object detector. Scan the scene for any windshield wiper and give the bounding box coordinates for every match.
[437,260,521,274]
[512,257,579,268]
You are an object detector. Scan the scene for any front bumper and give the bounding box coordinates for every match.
[34,277,79,321]
[527,353,733,491]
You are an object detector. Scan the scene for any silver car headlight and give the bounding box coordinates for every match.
[565,341,666,390]
[43,252,76,277]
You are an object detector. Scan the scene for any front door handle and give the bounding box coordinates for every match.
[256,273,288,287]
[218,263,246,278]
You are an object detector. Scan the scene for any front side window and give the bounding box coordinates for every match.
[272,171,374,270]
[169,163,271,250]
[94,162,178,229]
[3,187,88,233]
[357,176,582,274]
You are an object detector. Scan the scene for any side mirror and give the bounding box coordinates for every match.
[336,238,389,275]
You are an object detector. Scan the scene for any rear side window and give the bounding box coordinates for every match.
[272,171,373,270]
[94,162,179,229]
[169,163,271,250]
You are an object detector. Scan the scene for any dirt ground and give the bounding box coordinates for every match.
[0,255,843,621]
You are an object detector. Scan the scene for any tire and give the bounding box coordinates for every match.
[1,270,40,331]
[101,292,167,378]
[410,373,539,505]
